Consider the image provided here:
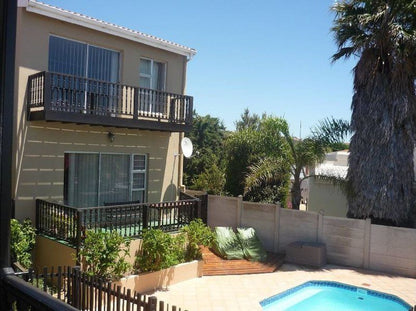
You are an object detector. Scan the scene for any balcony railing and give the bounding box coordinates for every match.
[36,197,201,249]
[27,72,193,132]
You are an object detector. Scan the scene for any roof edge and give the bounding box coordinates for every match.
[21,0,197,59]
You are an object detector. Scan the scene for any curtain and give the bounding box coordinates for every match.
[152,61,165,91]
[65,153,99,208]
[49,36,86,76]
[99,154,130,205]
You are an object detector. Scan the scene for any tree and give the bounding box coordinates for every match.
[234,108,265,131]
[244,117,327,209]
[311,117,351,151]
[243,117,292,204]
[332,0,416,226]
[183,112,226,191]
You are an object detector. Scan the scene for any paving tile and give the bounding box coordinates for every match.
[150,264,416,311]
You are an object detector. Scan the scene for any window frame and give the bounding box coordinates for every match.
[64,151,148,206]
[139,57,166,91]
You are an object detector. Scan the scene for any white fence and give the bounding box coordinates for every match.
[207,195,416,278]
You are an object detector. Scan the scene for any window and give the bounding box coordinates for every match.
[49,36,120,82]
[64,153,147,207]
[139,58,165,90]
[139,58,166,115]
[48,36,120,113]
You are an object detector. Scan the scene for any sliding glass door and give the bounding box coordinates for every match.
[64,153,147,208]
[48,35,120,113]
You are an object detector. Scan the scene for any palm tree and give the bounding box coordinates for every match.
[245,117,327,209]
[332,0,416,225]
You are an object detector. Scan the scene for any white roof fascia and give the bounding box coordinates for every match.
[23,1,197,59]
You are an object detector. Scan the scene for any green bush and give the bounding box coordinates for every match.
[10,219,36,269]
[78,230,131,280]
[135,229,186,273]
[181,219,214,260]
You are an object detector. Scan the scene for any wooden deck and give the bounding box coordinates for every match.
[200,246,285,276]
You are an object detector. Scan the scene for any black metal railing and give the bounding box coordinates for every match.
[2,266,187,311]
[36,197,200,248]
[27,71,193,131]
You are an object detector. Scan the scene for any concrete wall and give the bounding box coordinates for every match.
[208,195,416,278]
[308,179,348,217]
[369,225,416,277]
[13,8,188,220]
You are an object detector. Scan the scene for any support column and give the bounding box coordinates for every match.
[363,218,371,269]
[236,195,243,227]
[273,203,281,253]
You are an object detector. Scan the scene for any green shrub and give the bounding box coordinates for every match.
[135,229,186,273]
[78,230,131,280]
[181,219,214,260]
[10,219,36,269]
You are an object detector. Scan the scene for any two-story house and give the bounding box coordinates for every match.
[14,0,196,222]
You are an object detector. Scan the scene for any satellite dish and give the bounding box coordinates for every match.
[181,137,193,158]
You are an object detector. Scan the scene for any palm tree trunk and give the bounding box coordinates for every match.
[291,174,302,210]
[347,52,416,226]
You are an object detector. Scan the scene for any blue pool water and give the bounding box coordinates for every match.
[260,281,411,311]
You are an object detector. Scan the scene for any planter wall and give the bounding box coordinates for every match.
[115,260,203,293]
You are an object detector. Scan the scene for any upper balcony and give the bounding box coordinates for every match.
[27,71,193,132]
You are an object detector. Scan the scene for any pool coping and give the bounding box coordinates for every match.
[259,280,412,310]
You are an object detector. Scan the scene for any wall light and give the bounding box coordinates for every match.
[107,131,115,142]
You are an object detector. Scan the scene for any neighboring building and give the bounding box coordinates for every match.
[308,150,348,217]
[14,0,196,220]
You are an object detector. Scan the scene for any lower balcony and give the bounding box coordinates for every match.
[35,195,201,249]
[27,71,193,132]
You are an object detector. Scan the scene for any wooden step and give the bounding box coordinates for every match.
[200,246,285,276]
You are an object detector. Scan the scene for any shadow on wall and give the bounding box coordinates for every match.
[163,183,177,202]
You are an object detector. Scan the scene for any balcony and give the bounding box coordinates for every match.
[35,195,201,248]
[27,72,193,132]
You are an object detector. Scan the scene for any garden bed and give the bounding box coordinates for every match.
[114,260,203,293]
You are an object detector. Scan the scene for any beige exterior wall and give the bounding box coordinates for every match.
[14,8,188,220]
[34,236,76,271]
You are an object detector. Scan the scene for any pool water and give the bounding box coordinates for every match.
[260,281,411,311]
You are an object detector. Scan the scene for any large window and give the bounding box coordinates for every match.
[49,35,120,82]
[48,36,120,113]
[64,153,147,207]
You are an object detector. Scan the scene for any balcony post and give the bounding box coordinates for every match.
[133,87,139,119]
[43,71,51,111]
[0,0,16,271]
[142,205,148,230]
[187,96,193,124]
[75,209,82,265]
[197,199,202,219]
[169,97,175,122]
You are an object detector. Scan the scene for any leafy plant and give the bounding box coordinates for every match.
[181,219,214,260]
[192,163,226,195]
[78,230,131,280]
[135,229,186,273]
[10,219,36,269]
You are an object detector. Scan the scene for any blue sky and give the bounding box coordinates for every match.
[41,0,357,137]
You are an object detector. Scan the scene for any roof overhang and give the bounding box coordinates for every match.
[19,0,197,59]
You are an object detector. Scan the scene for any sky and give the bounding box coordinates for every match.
[40,0,357,137]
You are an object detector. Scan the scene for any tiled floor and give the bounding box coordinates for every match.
[148,264,416,311]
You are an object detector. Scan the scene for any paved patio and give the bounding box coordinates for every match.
[148,264,416,311]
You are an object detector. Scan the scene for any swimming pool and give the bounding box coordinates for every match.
[260,281,411,311]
